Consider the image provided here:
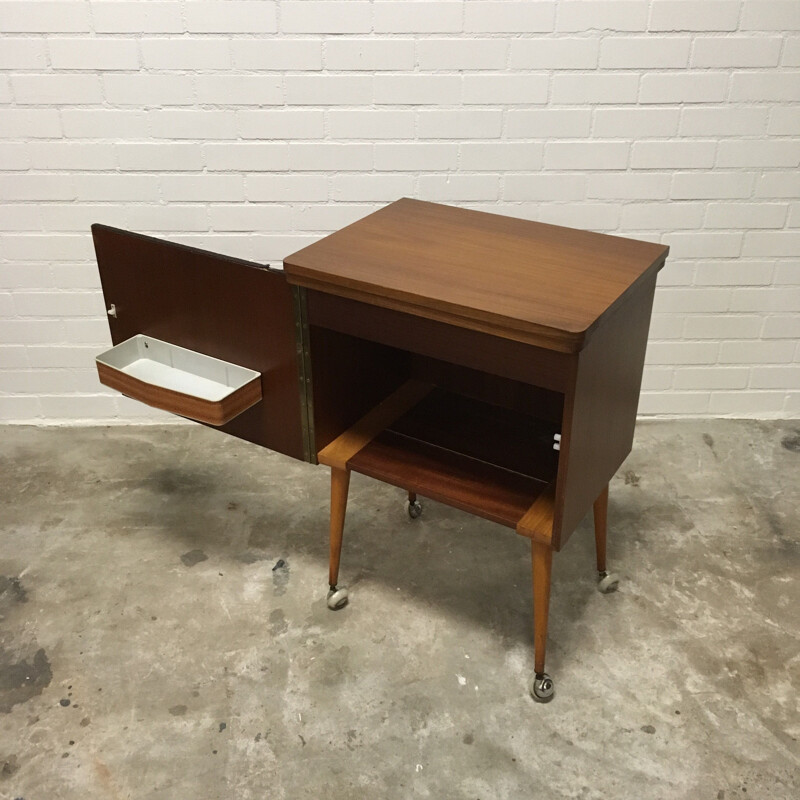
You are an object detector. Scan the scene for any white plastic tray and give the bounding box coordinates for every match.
[96,335,262,425]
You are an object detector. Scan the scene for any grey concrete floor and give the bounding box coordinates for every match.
[0,421,798,800]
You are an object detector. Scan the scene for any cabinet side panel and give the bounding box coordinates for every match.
[92,224,306,461]
[553,274,657,550]
[309,326,410,455]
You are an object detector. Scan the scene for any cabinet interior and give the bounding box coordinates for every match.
[310,326,564,529]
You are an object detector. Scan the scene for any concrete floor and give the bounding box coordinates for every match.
[0,421,798,799]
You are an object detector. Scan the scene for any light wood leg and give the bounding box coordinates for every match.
[531,540,553,676]
[593,484,609,574]
[328,467,350,589]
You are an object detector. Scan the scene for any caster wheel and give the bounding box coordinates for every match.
[529,673,555,703]
[597,571,620,594]
[405,499,422,519]
[326,586,349,610]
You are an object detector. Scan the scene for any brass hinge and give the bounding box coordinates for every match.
[291,285,316,464]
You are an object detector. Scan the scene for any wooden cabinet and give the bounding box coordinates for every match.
[93,198,668,701]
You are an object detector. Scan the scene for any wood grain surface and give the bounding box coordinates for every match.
[516,484,556,546]
[307,289,570,392]
[552,273,658,549]
[92,224,307,461]
[349,432,549,530]
[285,198,668,353]
[317,379,432,470]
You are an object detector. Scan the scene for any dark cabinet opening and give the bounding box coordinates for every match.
[308,323,564,530]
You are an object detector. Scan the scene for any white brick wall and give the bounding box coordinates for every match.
[0,0,798,423]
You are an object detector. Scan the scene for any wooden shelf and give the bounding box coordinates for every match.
[346,387,558,529]
[350,432,551,529]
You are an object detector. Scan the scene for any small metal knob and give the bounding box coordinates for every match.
[107,303,117,318]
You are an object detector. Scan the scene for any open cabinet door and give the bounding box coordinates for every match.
[92,224,309,462]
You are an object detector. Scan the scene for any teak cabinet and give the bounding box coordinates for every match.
[93,198,668,702]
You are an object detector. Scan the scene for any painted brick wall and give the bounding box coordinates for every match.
[1,0,798,423]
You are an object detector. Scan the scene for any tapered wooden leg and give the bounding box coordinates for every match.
[408,490,417,504]
[593,483,619,593]
[328,467,350,589]
[593,484,609,574]
[530,540,555,701]
[531,540,553,676]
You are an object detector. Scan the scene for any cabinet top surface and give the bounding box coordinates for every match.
[283,198,668,352]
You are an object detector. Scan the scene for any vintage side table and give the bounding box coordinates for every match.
[93,198,668,701]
